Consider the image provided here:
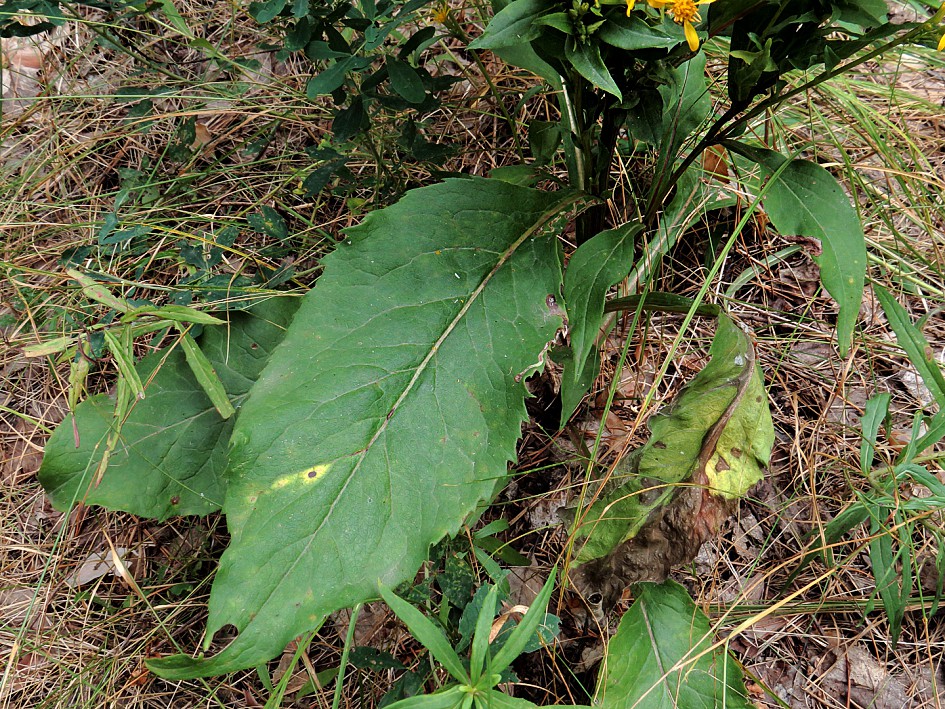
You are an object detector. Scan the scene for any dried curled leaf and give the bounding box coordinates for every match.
[569,314,773,609]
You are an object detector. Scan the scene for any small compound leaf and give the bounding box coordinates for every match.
[38,298,300,520]
[148,178,579,678]
[596,581,754,709]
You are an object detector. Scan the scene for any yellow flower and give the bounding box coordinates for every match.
[430,2,450,25]
[651,0,716,51]
[939,32,945,51]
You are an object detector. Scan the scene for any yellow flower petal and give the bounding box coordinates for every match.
[939,32,945,51]
[684,20,700,50]
[626,0,635,16]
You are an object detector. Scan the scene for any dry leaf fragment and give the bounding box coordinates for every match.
[67,547,131,587]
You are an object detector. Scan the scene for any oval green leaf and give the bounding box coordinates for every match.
[469,0,546,49]
[597,581,754,709]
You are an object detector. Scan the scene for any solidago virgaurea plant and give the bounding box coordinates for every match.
[34,0,945,702]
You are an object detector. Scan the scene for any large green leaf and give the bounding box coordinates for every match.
[596,581,753,709]
[725,143,866,356]
[148,178,579,678]
[568,315,772,608]
[38,298,300,520]
[560,222,641,425]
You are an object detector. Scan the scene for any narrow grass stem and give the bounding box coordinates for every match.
[468,49,525,160]
[331,603,362,709]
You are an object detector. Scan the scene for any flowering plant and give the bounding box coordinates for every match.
[34,0,945,700]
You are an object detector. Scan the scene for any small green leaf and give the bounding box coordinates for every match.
[67,268,131,313]
[122,304,225,325]
[558,345,600,428]
[914,410,945,454]
[598,14,678,51]
[150,0,191,36]
[469,584,500,683]
[657,53,709,153]
[387,57,426,104]
[22,334,77,358]
[379,584,469,683]
[527,120,561,165]
[178,331,236,419]
[103,329,146,400]
[247,205,289,240]
[565,39,621,101]
[596,581,754,708]
[868,517,909,644]
[349,646,405,672]
[333,96,370,139]
[468,0,545,49]
[533,12,571,34]
[860,393,890,475]
[306,57,354,97]
[382,686,467,709]
[489,164,543,187]
[249,0,288,23]
[563,222,640,384]
[558,220,640,426]
[474,690,545,708]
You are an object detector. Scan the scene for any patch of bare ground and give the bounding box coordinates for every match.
[2,0,945,706]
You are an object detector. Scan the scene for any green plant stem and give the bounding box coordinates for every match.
[558,73,587,192]
[643,102,743,227]
[332,603,362,709]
